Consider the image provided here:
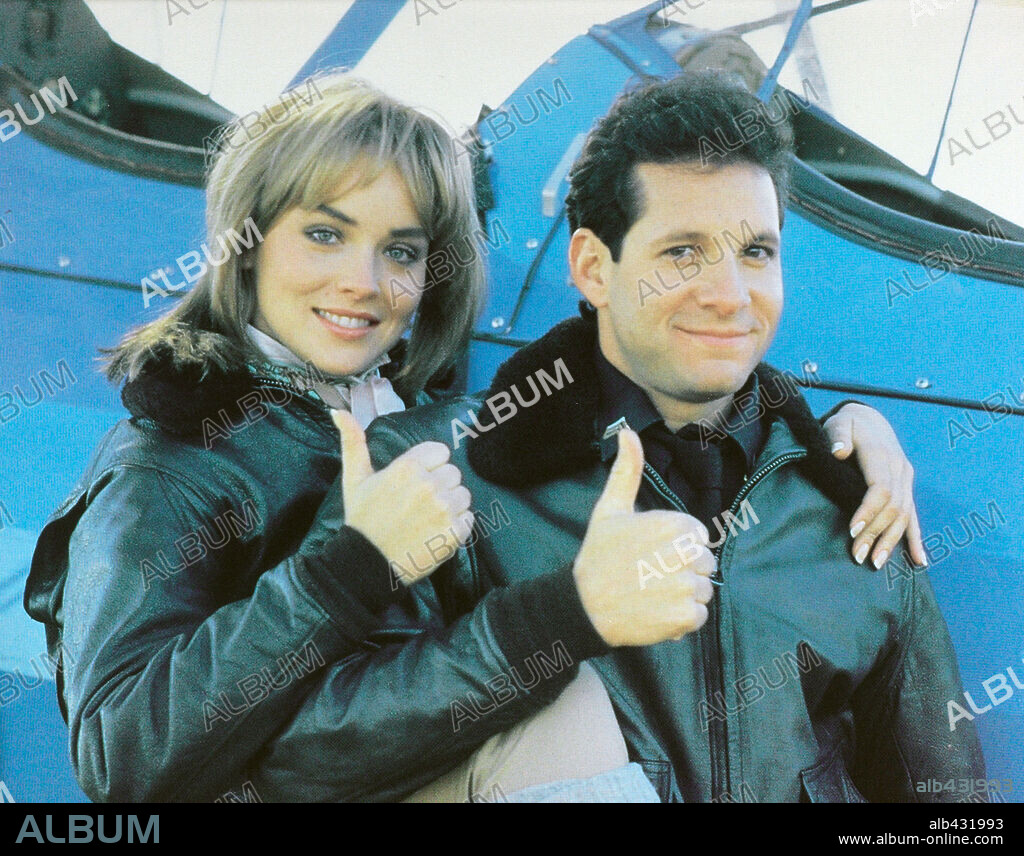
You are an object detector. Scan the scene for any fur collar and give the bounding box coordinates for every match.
[466,309,867,516]
[120,327,415,436]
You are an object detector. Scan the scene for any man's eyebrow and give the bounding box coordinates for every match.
[314,204,427,241]
[656,229,780,245]
[745,231,780,245]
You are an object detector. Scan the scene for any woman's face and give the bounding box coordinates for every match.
[251,164,427,377]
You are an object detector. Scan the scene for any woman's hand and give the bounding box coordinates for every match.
[824,403,926,570]
[333,409,475,585]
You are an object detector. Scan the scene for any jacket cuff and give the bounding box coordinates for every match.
[818,399,866,424]
[484,563,610,677]
[295,525,400,629]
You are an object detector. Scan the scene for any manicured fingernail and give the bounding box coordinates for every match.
[873,550,888,569]
[831,441,846,453]
[855,544,868,564]
[850,521,865,538]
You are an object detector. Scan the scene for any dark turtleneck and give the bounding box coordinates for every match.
[594,344,770,531]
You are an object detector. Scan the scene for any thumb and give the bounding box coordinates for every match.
[591,429,644,521]
[825,410,854,460]
[332,408,375,496]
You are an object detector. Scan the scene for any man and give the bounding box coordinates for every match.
[253,72,983,802]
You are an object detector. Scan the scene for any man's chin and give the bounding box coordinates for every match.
[675,387,742,404]
[673,370,753,403]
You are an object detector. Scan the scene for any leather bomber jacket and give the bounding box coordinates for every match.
[24,344,435,802]
[24,316,985,802]
[345,312,986,803]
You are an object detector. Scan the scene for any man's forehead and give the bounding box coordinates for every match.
[630,160,780,238]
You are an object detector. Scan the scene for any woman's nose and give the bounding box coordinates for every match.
[333,249,382,299]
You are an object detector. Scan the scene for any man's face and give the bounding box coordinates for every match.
[585,161,784,414]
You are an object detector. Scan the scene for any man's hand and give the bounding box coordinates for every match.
[573,429,717,647]
[824,403,925,570]
[333,409,474,585]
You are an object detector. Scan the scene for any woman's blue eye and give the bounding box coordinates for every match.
[306,227,341,245]
[386,245,424,265]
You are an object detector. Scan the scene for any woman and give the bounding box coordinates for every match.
[25,73,922,803]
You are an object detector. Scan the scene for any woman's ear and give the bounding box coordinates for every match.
[569,228,612,309]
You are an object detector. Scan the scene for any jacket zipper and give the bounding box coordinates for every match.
[711,451,805,562]
[703,449,805,799]
[637,447,804,802]
[254,378,338,437]
[634,462,737,802]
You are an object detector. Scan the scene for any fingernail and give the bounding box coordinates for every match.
[855,544,868,564]
[850,521,865,538]
[831,441,846,453]
[873,550,888,569]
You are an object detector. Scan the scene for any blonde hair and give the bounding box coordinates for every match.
[103,72,485,399]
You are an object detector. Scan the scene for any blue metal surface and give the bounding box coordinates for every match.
[1,107,203,803]
[2,2,1021,802]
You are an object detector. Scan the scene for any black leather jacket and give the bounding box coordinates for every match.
[24,345,416,802]
[356,313,983,802]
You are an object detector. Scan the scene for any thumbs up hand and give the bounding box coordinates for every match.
[573,430,717,647]
[332,409,475,586]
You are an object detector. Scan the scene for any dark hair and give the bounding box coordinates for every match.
[565,71,795,261]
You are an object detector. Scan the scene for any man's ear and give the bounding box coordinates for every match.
[569,228,613,309]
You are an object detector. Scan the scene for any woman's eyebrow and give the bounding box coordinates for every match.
[390,227,428,240]
[316,203,356,224]
[315,204,426,240]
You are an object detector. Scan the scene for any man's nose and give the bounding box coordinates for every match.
[694,256,750,315]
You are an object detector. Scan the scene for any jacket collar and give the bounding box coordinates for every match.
[120,328,414,437]
[465,307,867,516]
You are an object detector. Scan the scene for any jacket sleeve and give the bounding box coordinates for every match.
[34,461,400,803]
[850,568,986,802]
[244,419,612,803]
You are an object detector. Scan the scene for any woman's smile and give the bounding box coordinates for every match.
[313,307,381,339]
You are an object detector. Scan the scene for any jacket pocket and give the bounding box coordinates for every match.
[799,745,868,803]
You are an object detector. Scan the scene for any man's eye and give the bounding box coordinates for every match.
[385,244,424,265]
[666,245,697,260]
[306,227,341,245]
[744,245,776,261]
